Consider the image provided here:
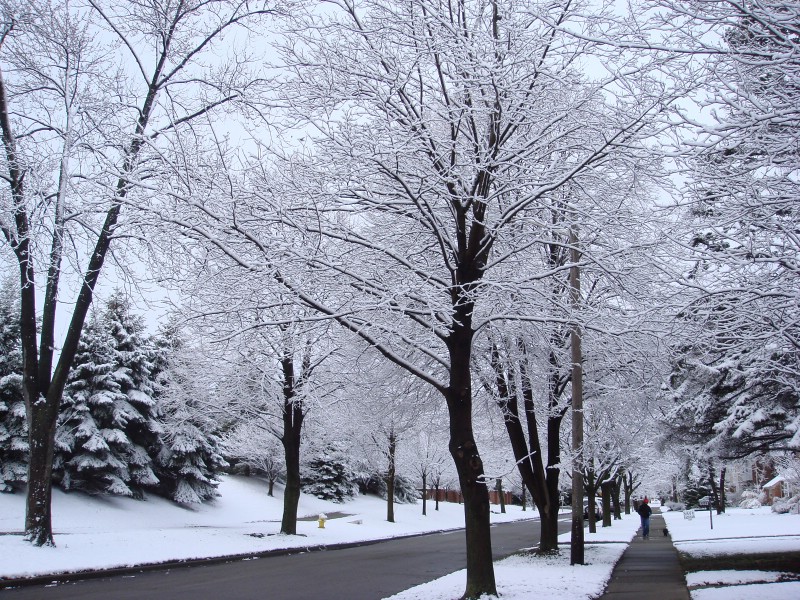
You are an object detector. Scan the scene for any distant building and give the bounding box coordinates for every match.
[726,455,798,504]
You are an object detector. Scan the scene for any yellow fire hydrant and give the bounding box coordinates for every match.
[318,513,327,529]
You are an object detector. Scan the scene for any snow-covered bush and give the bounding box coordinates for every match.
[302,442,359,503]
[738,488,763,509]
[771,494,800,514]
[357,472,420,503]
[664,501,685,512]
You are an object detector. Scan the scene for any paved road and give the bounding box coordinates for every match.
[4,517,571,600]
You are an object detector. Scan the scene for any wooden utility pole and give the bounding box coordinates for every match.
[569,226,585,566]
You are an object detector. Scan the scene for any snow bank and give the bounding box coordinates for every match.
[663,507,800,558]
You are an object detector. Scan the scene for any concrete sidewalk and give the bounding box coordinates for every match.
[600,510,690,599]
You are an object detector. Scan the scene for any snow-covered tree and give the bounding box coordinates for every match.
[55,314,133,496]
[104,293,162,494]
[341,354,431,523]
[0,277,26,491]
[55,293,161,498]
[223,421,284,496]
[185,304,338,535]
[662,341,798,459]
[151,325,227,505]
[302,441,359,503]
[478,327,571,552]
[407,424,450,517]
[159,1,678,592]
[658,0,800,460]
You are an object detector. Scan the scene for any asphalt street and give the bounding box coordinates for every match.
[4,516,571,600]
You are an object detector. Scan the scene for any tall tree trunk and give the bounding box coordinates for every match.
[545,396,567,553]
[447,426,494,599]
[268,478,275,497]
[585,471,599,534]
[495,373,556,552]
[24,400,58,546]
[708,461,726,515]
[23,203,122,546]
[490,336,564,555]
[521,485,526,511]
[612,473,622,520]
[280,348,306,536]
[281,430,302,535]
[446,327,496,599]
[623,470,638,515]
[708,460,721,515]
[540,505,560,554]
[386,430,396,523]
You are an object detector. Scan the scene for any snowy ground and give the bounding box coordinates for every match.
[2,481,799,600]
[390,515,639,600]
[663,507,800,600]
[383,513,641,600]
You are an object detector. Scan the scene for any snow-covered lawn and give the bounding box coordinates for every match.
[3,483,799,600]
[663,507,800,600]
[0,475,531,581]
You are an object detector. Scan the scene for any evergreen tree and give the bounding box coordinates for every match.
[302,442,359,503]
[55,293,161,498]
[357,471,419,503]
[151,322,227,505]
[54,315,133,495]
[103,293,163,495]
[0,279,27,492]
[664,340,798,459]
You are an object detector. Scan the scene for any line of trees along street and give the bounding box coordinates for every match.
[145,2,676,597]
[2,2,798,599]
[146,2,680,596]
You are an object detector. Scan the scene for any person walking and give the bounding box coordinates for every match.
[637,496,652,539]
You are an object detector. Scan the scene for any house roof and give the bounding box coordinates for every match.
[762,475,785,489]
